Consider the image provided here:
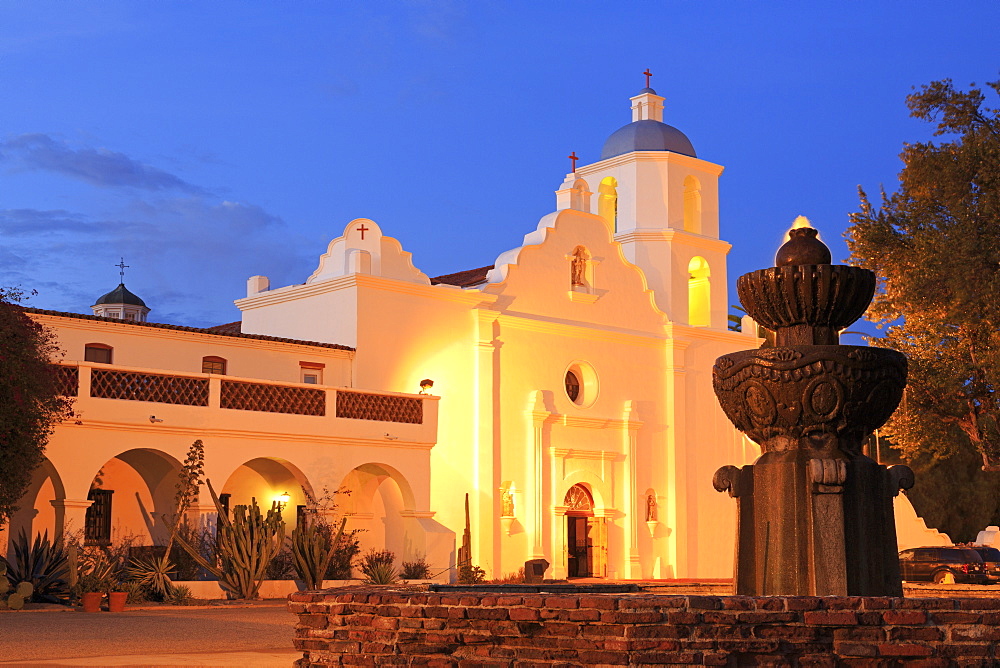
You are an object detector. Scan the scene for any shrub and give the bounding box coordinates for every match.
[400,557,431,580]
[458,564,486,584]
[168,521,216,581]
[120,580,148,604]
[265,545,296,580]
[326,529,361,579]
[490,568,524,584]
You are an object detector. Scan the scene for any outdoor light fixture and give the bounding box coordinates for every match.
[276,491,291,509]
[149,415,164,423]
[419,379,434,394]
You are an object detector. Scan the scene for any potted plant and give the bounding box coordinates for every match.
[75,571,106,612]
[75,550,114,612]
[105,550,129,612]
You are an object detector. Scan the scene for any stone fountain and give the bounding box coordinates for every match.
[713,224,913,596]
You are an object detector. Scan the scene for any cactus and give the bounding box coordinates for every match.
[171,479,285,599]
[291,516,347,590]
[0,563,33,609]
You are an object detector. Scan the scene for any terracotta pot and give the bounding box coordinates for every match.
[107,591,127,612]
[81,591,103,612]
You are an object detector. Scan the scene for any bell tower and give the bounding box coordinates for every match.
[567,76,731,328]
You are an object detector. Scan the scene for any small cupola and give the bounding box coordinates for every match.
[92,259,150,322]
[600,75,696,160]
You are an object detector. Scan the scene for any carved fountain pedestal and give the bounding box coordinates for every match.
[713,227,913,596]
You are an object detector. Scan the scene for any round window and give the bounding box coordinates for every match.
[565,370,581,402]
[564,362,598,407]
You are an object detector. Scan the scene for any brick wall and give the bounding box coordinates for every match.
[289,587,1000,666]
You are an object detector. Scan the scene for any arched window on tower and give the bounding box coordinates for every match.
[570,246,590,290]
[683,175,702,233]
[688,256,711,327]
[598,177,618,232]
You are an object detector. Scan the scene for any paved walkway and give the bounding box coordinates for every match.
[0,602,300,667]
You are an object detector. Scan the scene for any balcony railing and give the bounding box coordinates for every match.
[52,364,425,424]
[221,380,325,416]
[91,369,210,406]
[336,390,422,424]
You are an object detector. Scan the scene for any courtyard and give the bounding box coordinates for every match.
[0,602,298,667]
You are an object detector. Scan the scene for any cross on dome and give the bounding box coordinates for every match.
[643,68,652,88]
[116,257,130,282]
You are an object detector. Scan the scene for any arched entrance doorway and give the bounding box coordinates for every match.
[564,484,606,578]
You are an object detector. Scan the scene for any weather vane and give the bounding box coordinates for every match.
[116,258,129,283]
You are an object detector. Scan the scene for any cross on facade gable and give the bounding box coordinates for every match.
[643,69,652,88]
[568,151,579,173]
[116,258,129,282]
[356,224,370,240]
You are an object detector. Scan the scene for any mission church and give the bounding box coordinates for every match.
[2,81,945,582]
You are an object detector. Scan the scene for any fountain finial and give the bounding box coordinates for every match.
[775,226,832,266]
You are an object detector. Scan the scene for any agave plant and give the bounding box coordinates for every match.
[358,548,397,585]
[362,560,398,585]
[125,553,174,599]
[1,530,70,603]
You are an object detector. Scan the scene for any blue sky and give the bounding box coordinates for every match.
[2,1,998,338]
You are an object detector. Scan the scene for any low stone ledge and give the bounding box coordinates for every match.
[289,588,1000,666]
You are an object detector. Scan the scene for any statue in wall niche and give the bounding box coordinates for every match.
[570,247,587,287]
[645,494,657,522]
[712,223,914,597]
[501,487,514,517]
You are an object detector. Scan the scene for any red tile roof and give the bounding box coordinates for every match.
[430,265,494,288]
[24,308,354,351]
[204,321,242,335]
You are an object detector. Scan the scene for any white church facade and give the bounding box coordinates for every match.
[6,85,774,580]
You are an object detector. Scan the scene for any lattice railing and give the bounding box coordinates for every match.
[90,369,209,406]
[220,380,325,416]
[336,391,423,424]
[51,365,79,397]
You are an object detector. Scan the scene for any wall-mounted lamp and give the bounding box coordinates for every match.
[384,433,398,440]
[419,379,434,394]
[276,491,291,509]
[149,415,164,423]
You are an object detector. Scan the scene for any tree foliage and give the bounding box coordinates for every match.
[0,290,73,528]
[846,78,1000,469]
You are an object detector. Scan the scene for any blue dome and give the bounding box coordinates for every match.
[600,119,696,160]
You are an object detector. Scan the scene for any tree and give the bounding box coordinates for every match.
[0,289,73,528]
[846,78,1000,470]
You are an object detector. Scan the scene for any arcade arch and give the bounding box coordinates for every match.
[4,459,64,551]
[219,457,313,533]
[82,449,183,546]
[339,463,417,559]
